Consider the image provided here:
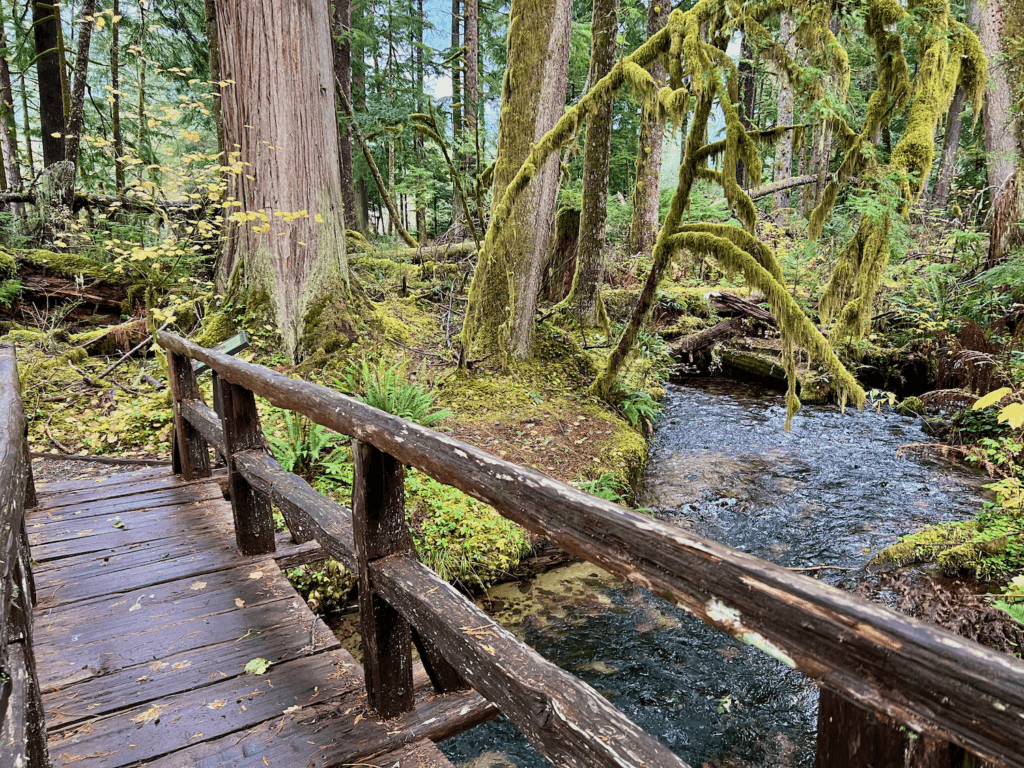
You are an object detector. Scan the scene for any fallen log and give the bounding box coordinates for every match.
[669,317,743,359]
[0,189,202,217]
[706,291,776,324]
[351,241,477,261]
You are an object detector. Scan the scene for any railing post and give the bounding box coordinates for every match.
[166,350,211,481]
[215,376,275,556]
[352,439,415,717]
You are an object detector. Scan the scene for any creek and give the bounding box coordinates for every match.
[439,378,989,768]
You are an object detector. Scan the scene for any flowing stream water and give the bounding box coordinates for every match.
[439,378,989,768]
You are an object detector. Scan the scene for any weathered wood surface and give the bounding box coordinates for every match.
[352,440,415,717]
[0,343,49,767]
[176,398,225,457]
[375,555,687,768]
[156,330,1024,766]
[28,471,492,767]
[669,317,743,358]
[215,376,275,555]
[165,350,211,481]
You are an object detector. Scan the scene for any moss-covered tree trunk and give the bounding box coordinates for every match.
[463,0,480,177]
[461,0,572,363]
[773,12,797,213]
[214,0,350,359]
[565,0,619,329]
[628,0,670,257]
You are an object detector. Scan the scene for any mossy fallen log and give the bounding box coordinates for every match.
[715,345,831,403]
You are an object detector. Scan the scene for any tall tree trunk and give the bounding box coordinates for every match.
[65,0,99,178]
[463,0,479,175]
[0,19,22,198]
[461,0,572,363]
[931,85,965,208]
[773,11,797,212]
[414,0,427,242]
[56,3,70,123]
[736,32,756,188]
[629,0,670,256]
[33,0,66,166]
[334,0,358,233]
[112,0,125,192]
[566,0,619,329]
[450,0,463,226]
[351,0,369,231]
[214,0,351,359]
[204,0,224,162]
[977,0,1023,262]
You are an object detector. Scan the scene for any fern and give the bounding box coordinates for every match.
[0,279,21,308]
[341,356,452,427]
[267,411,342,476]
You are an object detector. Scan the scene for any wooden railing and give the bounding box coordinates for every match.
[156,331,1024,768]
[0,344,48,767]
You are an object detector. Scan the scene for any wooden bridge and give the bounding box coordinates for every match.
[2,334,1024,768]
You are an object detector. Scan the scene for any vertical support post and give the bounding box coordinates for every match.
[21,431,35,510]
[165,351,211,481]
[216,376,275,556]
[11,552,50,767]
[352,439,414,717]
[210,370,226,466]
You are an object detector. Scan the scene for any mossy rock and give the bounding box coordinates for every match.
[601,288,642,323]
[661,316,708,339]
[799,374,831,405]
[0,248,15,277]
[896,396,925,417]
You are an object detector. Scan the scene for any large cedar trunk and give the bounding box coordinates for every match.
[629,0,670,257]
[463,0,480,176]
[462,0,572,362]
[33,0,65,166]
[566,0,619,328]
[214,0,350,359]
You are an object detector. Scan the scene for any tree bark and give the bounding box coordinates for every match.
[629,0,670,257]
[566,0,619,329]
[415,0,427,242]
[736,32,756,188]
[461,0,572,363]
[932,85,965,209]
[112,0,126,192]
[64,0,99,178]
[204,0,224,163]
[463,0,479,176]
[977,0,1023,262]
[33,0,66,166]
[214,0,351,359]
[773,12,797,212]
[333,0,357,233]
[0,18,22,199]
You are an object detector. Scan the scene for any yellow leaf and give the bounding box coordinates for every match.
[973,388,1012,410]
[191,580,207,591]
[999,402,1024,429]
[131,704,165,724]
[235,598,245,608]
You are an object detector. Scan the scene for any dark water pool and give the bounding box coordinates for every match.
[439,379,988,767]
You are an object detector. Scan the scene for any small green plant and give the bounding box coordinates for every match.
[576,472,626,504]
[287,558,356,613]
[341,356,452,427]
[0,279,21,307]
[609,385,661,429]
[267,411,342,477]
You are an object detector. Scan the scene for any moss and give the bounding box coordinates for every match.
[896,396,925,416]
[0,248,15,277]
[873,520,981,565]
[17,248,112,281]
[938,537,1008,574]
[195,312,237,348]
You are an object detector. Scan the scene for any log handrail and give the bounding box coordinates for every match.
[0,344,49,767]
[156,330,1024,767]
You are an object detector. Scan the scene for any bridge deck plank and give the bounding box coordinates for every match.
[30,470,488,767]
